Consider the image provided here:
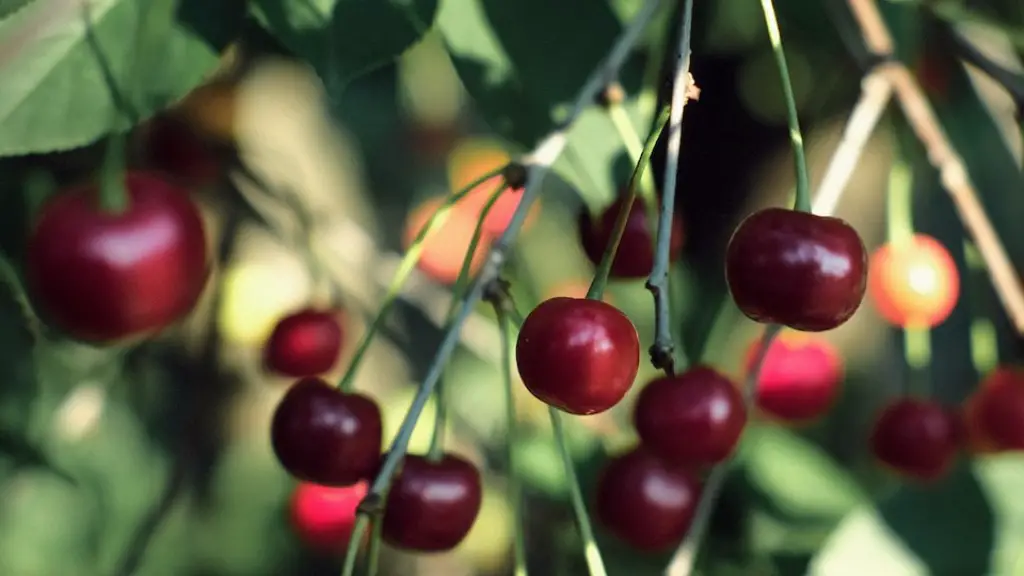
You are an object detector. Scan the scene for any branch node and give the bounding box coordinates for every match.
[356,493,386,518]
[599,82,627,107]
[502,162,528,190]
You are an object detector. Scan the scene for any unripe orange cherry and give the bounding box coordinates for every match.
[867,234,960,329]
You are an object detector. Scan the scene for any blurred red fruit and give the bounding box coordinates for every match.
[868,234,960,329]
[290,481,369,552]
[745,331,843,423]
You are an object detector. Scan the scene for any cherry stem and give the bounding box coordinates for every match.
[337,3,664,571]
[664,323,782,576]
[99,131,130,214]
[758,0,811,213]
[605,100,661,204]
[427,178,508,462]
[588,105,671,303]
[364,514,383,576]
[494,302,529,576]
[646,0,695,378]
[335,165,507,393]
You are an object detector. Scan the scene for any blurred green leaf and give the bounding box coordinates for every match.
[0,0,232,155]
[0,278,36,433]
[436,0,650,207]
[738,425,866,522]
[0,0,32,20]
[249,0,438,93]
[810,459,1007,576]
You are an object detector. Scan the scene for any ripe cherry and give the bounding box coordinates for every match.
[962,366,1024,451]
[579,194,684,279]
[403,196,493,285]
[381,453,483,552]
[594,446,701,552]
[139,114,225,188]
[290,481,368,552]
[447,138,539,236]
[264,309,344,378]
[633,365,747,467]
[745,331,843,423]
[515,297,640,415]
[271,378,382,486]
[868,234,960,329]
[869,397,960,481]
[725,208,868,332]
[26,172,209,343]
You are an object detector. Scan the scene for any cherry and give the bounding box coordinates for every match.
[139,114,225,188]
[633,365,747,467]
[26,172,209,343]
[515,297,640,415]
[290,481,368,552]
[264,308,344,378]
[381,453,483,552]
[271,378,382,486]
[868,234,960,329]
[594,446,701,552]
[403,196,493,285]
[869,397,960,481]
[725,208,868,332]
[447,138,539,236]
[745,331,843,423]
[579,194,684,279]
[963,366,1024,451]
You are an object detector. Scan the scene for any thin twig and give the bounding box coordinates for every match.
[847,0,1024,334]
[340,2,667,574]
[646,0,695,377]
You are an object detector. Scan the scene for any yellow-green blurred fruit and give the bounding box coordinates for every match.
[217,263,309,347]
[381,388,454,455]
[456,483,513,573]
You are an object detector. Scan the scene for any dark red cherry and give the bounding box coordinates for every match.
[264,309,344,377]
[633,365,747,467]
[381,453,483,552]
[140,114,225,188]
[579,194,685,279]
[271,378,382,486]
[869,397,960,481]
[594,446,701,551]
[964,366,1024,451]
[725,208,868,332]
[26,172,209,343]
[515,297,640,415]
[290,481,369,552]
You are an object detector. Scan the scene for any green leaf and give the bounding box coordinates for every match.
[810,458,1013,576]
[0,277,37,432]
[738,425,867,522]
[0,0,232,156]
[0,0,33,20]
[437,0,652,206]
[249,0,438,92]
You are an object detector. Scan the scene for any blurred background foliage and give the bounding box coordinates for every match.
[0,0,1022,575]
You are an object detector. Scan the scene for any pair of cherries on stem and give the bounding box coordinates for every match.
[271,378,482,553]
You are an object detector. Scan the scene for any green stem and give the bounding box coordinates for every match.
[336,165,507,392]
[758,0,811,213]
[495,304,528,576]
[606,102,660,203]
[99,131,130,214]
[341,515,370,576]
[587,105,671,301]
[549,408,607,576]
[427,178,508,462]
[364,513,383,576]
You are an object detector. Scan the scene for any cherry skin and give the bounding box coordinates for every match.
[633,365,747,467]
[515,297,641,415]
[381,453,483,552]
[264,308,344,378]
[725,208,868,332]
[594,446,701,552]
[963,366,1024,451]
[26,172,209,343]
[745,331,843,423]
[579,194,685,279]
[270,378,383,486]
[290,481,369,552]
[868,397,960,481]
[868,234,960,329]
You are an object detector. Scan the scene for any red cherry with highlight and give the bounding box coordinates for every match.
[633,365,747,467]
[290,481,368,552]
[271,378,382,486]
[745,332,843,423]
[515,297,640,415]
[868,234,960,329]
[381,453,483,552]
[26,172,209,343]
[869,397,960,481]
[264,309,344,377]
[594,446,701,552]
[964,366,1024,451]
[579,194,685,279]
[725,208,868,332]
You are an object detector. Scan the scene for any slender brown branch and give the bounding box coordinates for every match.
[847,0,1024,335]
